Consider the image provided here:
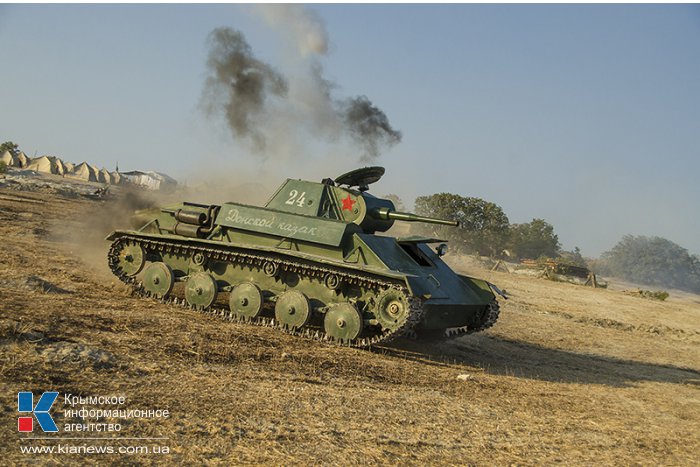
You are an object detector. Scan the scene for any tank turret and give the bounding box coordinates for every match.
[263,166,458,234]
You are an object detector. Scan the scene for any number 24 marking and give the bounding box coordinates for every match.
[286,190,307,207]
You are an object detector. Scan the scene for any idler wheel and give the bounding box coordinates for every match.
[229,282,264,319]
[185,272,218,309]
[118,242,145,277]
[324,303,363,342]
[274,290,310,329]
[375,289,411,332]
[143,262,174,299]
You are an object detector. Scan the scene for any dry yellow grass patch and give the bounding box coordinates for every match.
[0,186,698,465]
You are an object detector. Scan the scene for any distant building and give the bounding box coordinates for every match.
[120,170,177,191]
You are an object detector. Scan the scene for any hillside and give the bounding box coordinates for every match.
[0,183,698,465]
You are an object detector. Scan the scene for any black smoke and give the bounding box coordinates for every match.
[201,25,401,161]
[202,27,288,152]
[341,96,402,161]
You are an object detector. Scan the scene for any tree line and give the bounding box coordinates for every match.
[391,192,700,293]
[407,192,564,261]
[592,235,700,293]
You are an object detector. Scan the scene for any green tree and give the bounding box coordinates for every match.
[414,193,510,256]
[597,235,700,293]
[0,141,19,157]
[509,218,561,260]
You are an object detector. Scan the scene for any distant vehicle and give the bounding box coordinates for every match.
[107,167,501,347]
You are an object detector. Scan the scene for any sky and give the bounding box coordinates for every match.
[1,4,698,257]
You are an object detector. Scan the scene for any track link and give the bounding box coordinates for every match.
[442,301,500,338]
[108,234,424,348]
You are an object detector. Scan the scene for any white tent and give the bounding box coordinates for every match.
[16,152,29,168]
[87,164,100,182]
[69,162,98,182]
[47,156,65,175]
[0,150,14,166]
[98,168,111,184]
[110,171,121,185]
[25,156,53,174]
[63,161,75,173]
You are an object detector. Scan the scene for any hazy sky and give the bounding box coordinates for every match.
[1,4,698,257]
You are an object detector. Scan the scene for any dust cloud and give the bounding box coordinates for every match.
[48,188,163,282]
[178,168,272,207]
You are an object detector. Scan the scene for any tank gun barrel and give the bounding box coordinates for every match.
[370,207,459,227]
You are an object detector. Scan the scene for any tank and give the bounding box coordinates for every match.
[106,167,502,347]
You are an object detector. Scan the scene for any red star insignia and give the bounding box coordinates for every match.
[341,194,355,212]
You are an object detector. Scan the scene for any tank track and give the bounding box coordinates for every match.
[405,301,499,341]
[442,301,500,338]
[108,234,425,348]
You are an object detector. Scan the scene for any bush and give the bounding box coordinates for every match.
[597,235,700,293]
[633,290,669,301]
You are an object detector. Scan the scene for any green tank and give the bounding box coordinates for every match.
[107,167,502,347]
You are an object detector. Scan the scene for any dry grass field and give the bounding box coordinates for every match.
[0,182,698,465]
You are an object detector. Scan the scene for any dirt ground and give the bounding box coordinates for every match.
[0,183,698,465]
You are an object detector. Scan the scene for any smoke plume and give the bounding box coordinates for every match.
[342,96,403,161]
[254,4,328,56]
[201,27,288,152]
[202,6,402,161]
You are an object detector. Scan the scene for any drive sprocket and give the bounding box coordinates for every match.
[375,288,412,333]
